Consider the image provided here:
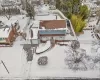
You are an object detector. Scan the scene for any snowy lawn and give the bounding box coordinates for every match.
[0,14,100,79]
[30,45,100,79]
[36,41,51,53]
[0,44,99,79]
[0,45,23,78]
[0,40,100,79]
[78,30,95,41]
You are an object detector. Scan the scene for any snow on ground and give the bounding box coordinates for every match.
[18,17,30,31]
[65,34,76,40]
[30,45,100,79]
[0,15,23,22]
[36,41,51,53]
[78,30,97,44]
[0,42,100,79]
[0,45,23,77]
[0,14,100,79]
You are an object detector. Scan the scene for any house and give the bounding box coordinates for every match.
[1,0,15,7]
[38,20,69,42]
[27,4,77,44]
[31,0,55,5]
[0,21,17,46]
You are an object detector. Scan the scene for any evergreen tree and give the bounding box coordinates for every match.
[26,0,35,19]
[79,5,89,20]
[56,0,82,18]
[71,14,86,33]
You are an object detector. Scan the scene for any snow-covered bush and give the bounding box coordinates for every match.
[71,40,80,50]
[64,47,98,71]
[38,56,48,66]
[91,53,100,70]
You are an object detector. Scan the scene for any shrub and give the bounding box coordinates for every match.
[71,14,86,33]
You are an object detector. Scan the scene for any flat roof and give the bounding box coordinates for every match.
[40,20,66,29]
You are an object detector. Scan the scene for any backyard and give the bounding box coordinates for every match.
[0,3,100,79]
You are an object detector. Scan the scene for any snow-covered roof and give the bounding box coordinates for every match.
[0,20,17,38]
[38,4,49,12]
[0,27,10,38]
[35,14,58,20]
[4,20,18,27]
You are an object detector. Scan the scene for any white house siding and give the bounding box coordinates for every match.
[41,36,51,41]
[53,36,65,40]
[41,36,65,41]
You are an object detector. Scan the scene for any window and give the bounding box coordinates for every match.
[0,38,5,41]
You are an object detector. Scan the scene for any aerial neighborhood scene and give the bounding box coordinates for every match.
[0,0,100,79]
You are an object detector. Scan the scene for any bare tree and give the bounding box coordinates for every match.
[65,48,88,71]
[3,7,12,20]
[2,7,20,20]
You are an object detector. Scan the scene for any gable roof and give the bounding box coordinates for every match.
[40,20,66,29]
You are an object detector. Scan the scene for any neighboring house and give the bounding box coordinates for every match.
[0,21,17,45]
[1,0,15,7]
[0,0,20,16]
[1,0,21,8]
[38,20,68,42]
[36,0,55,5]
[29,0,55,6]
